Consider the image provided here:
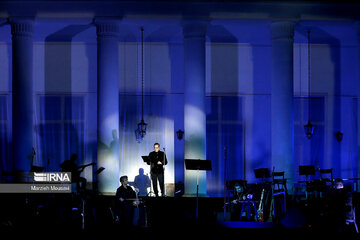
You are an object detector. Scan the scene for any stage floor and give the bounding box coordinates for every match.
[0,193,359,238]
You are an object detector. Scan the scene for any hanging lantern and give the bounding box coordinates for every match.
[304,120,315,140]
[304,29,315,139]
[176,129,184,140]
[135,27,147,143]
[335,131,343,142]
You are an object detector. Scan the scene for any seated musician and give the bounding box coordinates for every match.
[233,182,246,202]
[115,176,140,226]
[60,153,87,192]
[230,182,246,220]
[326,178,358,233]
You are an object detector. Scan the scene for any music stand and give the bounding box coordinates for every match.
[299,165,315,181]
[254,168,270,182]
[95,167,105,175]
[185,159,212,218]
[142,156,155,197]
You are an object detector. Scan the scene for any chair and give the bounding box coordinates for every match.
[271,171,287,221]
[299,165,316,199]
[314,168,333,197]
[272,171,287,194]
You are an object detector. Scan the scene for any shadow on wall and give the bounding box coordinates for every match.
[43,24,92,172]
[35,122,82,172]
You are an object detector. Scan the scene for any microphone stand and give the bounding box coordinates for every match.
[162,147,166,197]
[223,146,227,220]
[31,147,36,167]
[145,154,155,197]
[146,173,154,197]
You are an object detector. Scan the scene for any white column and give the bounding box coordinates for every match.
[95,18,120,194]
[271,21,295,181]
[11,18,34,173]
[183,20,208,196]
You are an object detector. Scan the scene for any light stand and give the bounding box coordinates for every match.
[185,159,212,219]
[142,156,155,197]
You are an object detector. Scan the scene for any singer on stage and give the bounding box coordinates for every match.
[148,143,168,197]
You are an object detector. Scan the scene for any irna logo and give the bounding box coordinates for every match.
[33,172,71,183]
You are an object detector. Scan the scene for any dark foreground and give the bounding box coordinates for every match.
[0,193,359,239]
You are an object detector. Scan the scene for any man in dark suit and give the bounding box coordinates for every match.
[148,143,168,197]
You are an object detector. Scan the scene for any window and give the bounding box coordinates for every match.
[206,96,244,197]
[0,95,10,174]
[36,95,85,171]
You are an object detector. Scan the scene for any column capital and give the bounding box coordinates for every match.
[94,17,121,38]
[9,17,34,38]
[182,18,208,39]
[271,21,295,41]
